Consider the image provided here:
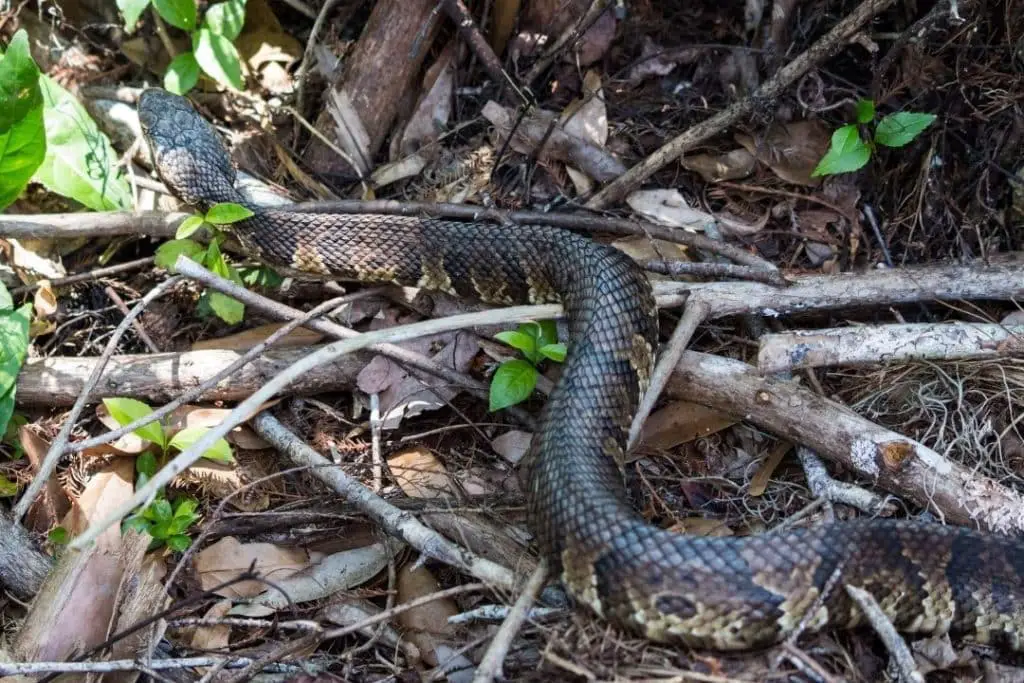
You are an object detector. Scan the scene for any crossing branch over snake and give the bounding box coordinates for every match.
[139,88,1024,651]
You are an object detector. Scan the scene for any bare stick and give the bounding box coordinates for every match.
[797,447,896,516]
[758,323,1024,373]
[585,0,898,208]
[68,275,565,551]
[627,297,710,451]
[61,296,353,454]
[175,257,534,425]
[667,351,1024,534]
[845,585,924,683]
[439,0,525,100]
[9,256,154,295]
[0,211,186,239]
[253,414,516,589]
[472,560,549,683]
[0,656,280,676]
[13,276,181,522]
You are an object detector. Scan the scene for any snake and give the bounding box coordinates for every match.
[139,87,1024,651]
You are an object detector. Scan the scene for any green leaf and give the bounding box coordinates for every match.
[0,388,16,446]
[102,397,166,448]
[811,125,871,177]
[0,304,31,400]
[203,0,247,40]
[0,475,17,497]
[203,242,245,324]
[193,27,244,91]
[489,359,538,411]
[173,497,198,520]
[539,343,566,363]
[32,76,133,211]
[166,534,192,551]
[0,282,12,311]
[239,265,282,288]
[855,99,875,124]
[205,202,253,224]
[874,112,937,148]
[164,51,200,95]
[117,0,152,31]
[48,526,70,544]
[0,31,43,133]
[0,106,45,210]
[153,0,197,30]
[169,426,234,463]
[175,214,207,239]
[155,239,205,270]
[536,320,558,348]
[123,515,151,534]
[136,451,158,478]
[149,498,173,522]
[495,330,537,360]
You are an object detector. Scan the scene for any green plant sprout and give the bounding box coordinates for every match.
[489,320,567,411]
[813,99,936,177]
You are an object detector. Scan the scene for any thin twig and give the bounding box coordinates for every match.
[845,585,925,683]
[104,285,160,353]
[63,295,353,455]
[472,560,549,683]
[13,276,181,521]
[9,256,155,296]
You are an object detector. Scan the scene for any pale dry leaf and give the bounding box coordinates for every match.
[561,70,607,146]
[387,446,455,499]
[7,238,66,280]
[397,42,456,159]
[372,154,428,188]
[734,120,831,187]
[191,599,233,652]
[681,148,756,182]
[491,430,533,464]
[95,403,150,454]
[190,323,323,351]
[626,189,714,231]
[33,280,57,318]
[321,598,415,658]
[194,537,312,598]
[638,400,737,451]
[252,542,396,609]
[611,235,689,263]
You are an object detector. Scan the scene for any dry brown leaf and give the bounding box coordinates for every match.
[396,563,470,672]
[164,405,268,450]
[235,0,302,93]
[20,425,70,532]
[190,323,323,351]
[627,37,702,84]
[734,121,830,187]
[24,459,136,661]
[748,441,792,497]
[667,517,734,537]
[638,401,737,451]
[626,189,714,230]
[681,148,756,182]
[191,598,233,652]
[33,280,57,317]
[482,100,625,183]
[387,446,455,499]
[397,42,456,159]
[612,235,690,264]
[194,536,312,598]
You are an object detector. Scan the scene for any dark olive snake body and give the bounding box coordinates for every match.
[139,88,1024,650]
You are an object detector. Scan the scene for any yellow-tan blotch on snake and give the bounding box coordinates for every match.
[139,88,1024,651]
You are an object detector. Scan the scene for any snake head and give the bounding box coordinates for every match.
[138,88,240,210]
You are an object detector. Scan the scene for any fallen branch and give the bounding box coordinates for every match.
[586,0,898,208]
[758,323,1024,373]
[251,413,517,591]
[845,585,924,683]
[667,351,1024,534]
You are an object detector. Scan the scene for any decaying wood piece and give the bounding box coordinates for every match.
[16,347,364,406]
[667,351,1024,534]
[0,506,50,599]
[758,323,1024,373]
[304,0,442,176]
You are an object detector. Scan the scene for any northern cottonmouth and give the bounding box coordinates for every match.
[139,88,1024,651]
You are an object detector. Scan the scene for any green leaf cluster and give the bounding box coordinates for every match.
[0,29,132,212]
[0,281,32,455]
[489,321,567,411]
[154,202,260,324]
[118,0,248,94]
[813,98,937,177]
[103,396,235,550]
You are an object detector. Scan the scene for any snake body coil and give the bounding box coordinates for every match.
[140,88,1024,650]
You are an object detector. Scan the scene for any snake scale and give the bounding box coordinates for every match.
[139,88,1024,651]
